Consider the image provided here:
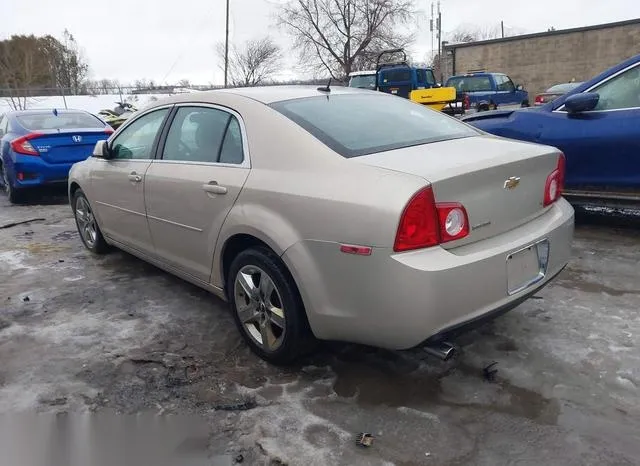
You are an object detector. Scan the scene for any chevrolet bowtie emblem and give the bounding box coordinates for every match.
[503,176,521,190]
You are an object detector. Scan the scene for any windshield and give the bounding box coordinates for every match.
[16,112,105,130]
[270,94,479,158]
[348,74,376,89]
[446,76,493,92]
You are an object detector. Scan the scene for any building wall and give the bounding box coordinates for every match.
[442,20,640,98]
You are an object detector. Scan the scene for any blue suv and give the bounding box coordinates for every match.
[445,72,529,113]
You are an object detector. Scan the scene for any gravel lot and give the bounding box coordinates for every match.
[0,191,638,465]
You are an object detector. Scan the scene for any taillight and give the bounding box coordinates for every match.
[394,187,469,252]
[463,93,470,110]
[534,95,545,105]
[105,128,114,135]
[543,153,566,206]
[11,133,42,156]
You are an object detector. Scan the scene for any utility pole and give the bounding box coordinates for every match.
[437,1,442,81]
[501,20,505,38]
[224,0,230,88]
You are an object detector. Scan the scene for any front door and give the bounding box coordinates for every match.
[144,105,250,282]
[90,107,170,254]
[494,75,519,106]
[543,63,640,191]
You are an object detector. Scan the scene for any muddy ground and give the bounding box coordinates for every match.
[0,192,638,466]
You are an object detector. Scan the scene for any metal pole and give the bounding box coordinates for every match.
[501,21,505,38]
[224,0,230,88]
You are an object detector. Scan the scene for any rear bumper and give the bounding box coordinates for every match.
[11,155,77,188]
[282,198,575,350]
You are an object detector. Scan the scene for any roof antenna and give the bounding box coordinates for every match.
[317,78,332,93]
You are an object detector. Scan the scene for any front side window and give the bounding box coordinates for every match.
[592,64,640,111]
[496,75,516,92]
[110,108,169,160]
[162,106,244,164]
[270,94,479,158]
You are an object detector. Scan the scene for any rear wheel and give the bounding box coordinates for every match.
[227,247,315,365]
[1,162,23,204]
[72,189,109,254]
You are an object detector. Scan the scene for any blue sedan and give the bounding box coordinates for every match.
[0,109,113,203]
[463,54,640,207]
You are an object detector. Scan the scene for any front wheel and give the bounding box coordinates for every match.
[72,189,109,254]
[228,247,315,365]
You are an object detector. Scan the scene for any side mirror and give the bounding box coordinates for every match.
[435,82,442,88]
[516,84,524,91]
[93,140,112,159]
[564,92,599,114]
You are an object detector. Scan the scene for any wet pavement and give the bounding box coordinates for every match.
[0,191,638,465]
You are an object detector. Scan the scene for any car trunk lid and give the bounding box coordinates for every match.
[353,135,562,248]
[29,129,111,164]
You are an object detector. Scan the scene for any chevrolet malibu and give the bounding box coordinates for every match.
[68,86,574,364]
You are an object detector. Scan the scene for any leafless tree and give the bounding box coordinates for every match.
[448,24,527,44]
[278,0,415,80]
[216,37,282,87]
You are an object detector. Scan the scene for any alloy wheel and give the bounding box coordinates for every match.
[75,196,98,248]
[234,265,286,352]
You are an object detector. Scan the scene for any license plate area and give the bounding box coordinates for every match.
[506,240,549,295]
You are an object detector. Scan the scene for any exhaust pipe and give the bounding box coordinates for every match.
[423,342,456,361]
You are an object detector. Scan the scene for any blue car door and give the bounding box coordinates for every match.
[494,75,519,106]
[539,63,640,191]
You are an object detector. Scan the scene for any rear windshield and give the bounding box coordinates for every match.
[446,76,493,92]
[380,69,412,83]
[16,112,105,130]
[270,94,479,158]
[546,83,582,93]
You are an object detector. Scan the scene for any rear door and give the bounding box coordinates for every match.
[144,104,250,282]
[90,107,171,254]
[543,62,640,191]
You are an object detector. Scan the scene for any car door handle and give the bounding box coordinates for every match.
[128,173,142,183]
[202,181,227,195]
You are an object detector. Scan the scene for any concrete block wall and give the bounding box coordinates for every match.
[442,20,640,98]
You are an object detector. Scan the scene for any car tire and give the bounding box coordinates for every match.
[1,162,23,204]
[227,246,316,365]
[72,188,109,254]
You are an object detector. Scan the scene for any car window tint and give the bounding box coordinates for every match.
[270,94,479,158]
[219,117,244,164]
[416,69,426,86]
[593,65,640,111]
[163,107,231,163]
[111,108,168,160]
[16,112,105,130]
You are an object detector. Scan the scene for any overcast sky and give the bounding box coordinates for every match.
[3,0,640,85]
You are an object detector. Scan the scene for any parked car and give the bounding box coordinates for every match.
[462,54,640,206]
[69,86,574,364]
[534,82,583,106]
[445,71,529,113]
[0,109,114,203]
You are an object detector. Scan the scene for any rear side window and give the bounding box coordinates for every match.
[270,94,478,158]
[446,76,493,92]
[16,112,105,130]
[380,69,412,83]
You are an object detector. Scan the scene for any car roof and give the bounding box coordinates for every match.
[349,70,376,76]
[152,85,372,105]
